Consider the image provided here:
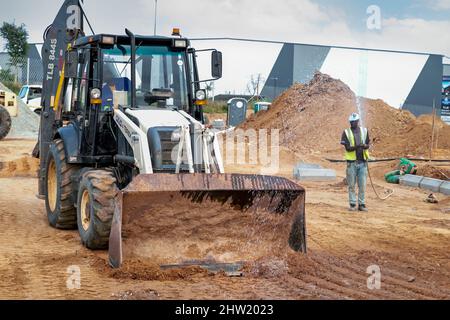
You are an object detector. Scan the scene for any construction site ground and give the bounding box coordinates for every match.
[0,138,449,300]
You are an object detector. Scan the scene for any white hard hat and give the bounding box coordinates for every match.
[349,113,360,122]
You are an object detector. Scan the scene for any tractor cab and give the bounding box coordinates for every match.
[65,32,222,120]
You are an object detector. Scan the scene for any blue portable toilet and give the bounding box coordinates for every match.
[227,98,248,127]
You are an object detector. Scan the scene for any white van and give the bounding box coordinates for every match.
[19,85,42,110]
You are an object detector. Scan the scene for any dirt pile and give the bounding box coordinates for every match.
[96,259,208,281]
[120,190,295,265]
[368,110,450,158]
[417,165,450,181]
[0,156,39,178]
[242,73,356,155]
[241,72,450,158]
[0,139,39,177]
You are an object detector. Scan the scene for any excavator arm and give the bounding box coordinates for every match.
[38,0,84,196]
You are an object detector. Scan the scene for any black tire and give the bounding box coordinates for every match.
[0,105,12,140]
[45,139,78,229]
[77,170,118,249]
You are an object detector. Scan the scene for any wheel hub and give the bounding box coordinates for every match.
[47,159,57,212]
[80,189,91,231]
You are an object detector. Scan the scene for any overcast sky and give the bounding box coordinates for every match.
[1,0,449,93]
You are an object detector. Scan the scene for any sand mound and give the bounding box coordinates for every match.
[0,156,39,178]
[91,255,207,281]
[120,191,295,265]
[417,165,450,181]
[241,72,450,158]
[0,82,39,139]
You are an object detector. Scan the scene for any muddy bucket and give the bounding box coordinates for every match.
[108,173,306,268]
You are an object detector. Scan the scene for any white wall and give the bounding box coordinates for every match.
[320,48,428,109]
[190,40,282,95]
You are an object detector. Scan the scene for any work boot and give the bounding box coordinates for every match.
[349,204,357,212]
[358,204,368,212]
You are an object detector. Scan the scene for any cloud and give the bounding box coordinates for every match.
[1,0,449,94]
[362,17,450,55]
[139,0,334,41]
[426,0,450,10]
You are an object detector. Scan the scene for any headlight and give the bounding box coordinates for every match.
[171,130,181,142]
[196,90,206,101]
[206,131,214,143]
[90,88,101,99]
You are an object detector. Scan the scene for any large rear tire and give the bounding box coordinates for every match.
[77,170,118,249]
[45,139,78,229]
[0,105,11,140]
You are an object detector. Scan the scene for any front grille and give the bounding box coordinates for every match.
[159,130,179,166]
[148,127,189,171]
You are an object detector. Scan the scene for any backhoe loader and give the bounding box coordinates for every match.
[36,0,306,268]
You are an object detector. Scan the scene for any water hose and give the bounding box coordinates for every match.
[366,161,394,200]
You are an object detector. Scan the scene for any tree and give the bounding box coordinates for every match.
[246,73,265,101]
[0,68,14,83]
[0,22,29,83]
[205,81,215,101]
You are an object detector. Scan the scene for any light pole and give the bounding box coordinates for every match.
[154,0,158,36]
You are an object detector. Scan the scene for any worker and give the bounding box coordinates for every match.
[341,113,370,212]
[102,79,116,111]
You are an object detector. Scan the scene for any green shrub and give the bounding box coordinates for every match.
[0,69,14,83]
[4,81,22,94]
[0,69,22,94]
[203,101,228,114]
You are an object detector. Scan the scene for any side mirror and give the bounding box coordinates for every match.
[65,50,79,78]
[211,50,222,79]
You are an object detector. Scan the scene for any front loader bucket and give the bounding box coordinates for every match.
[108,173,306,268]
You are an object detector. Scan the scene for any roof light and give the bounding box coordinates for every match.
[173,39,187,48]
[172,28,181,36]
[102,36,115,45]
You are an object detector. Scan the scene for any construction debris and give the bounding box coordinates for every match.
[425,194,439,204]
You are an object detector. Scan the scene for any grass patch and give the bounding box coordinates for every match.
[203,101,228,114]
[203,100,258,114]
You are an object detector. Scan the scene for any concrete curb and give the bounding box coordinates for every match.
[399,174,423,188]
[440,182,450,195]
[293,163,337,181]
[400,174,450,195]
[419,177,445,193]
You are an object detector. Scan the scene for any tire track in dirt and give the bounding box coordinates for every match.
[305,252,444,300]
[304,198,450,299]
[286,253,404,300]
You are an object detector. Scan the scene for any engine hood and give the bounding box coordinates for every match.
[126,109,191,132]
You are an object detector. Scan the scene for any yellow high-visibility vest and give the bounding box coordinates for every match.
[344,127,370,161]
